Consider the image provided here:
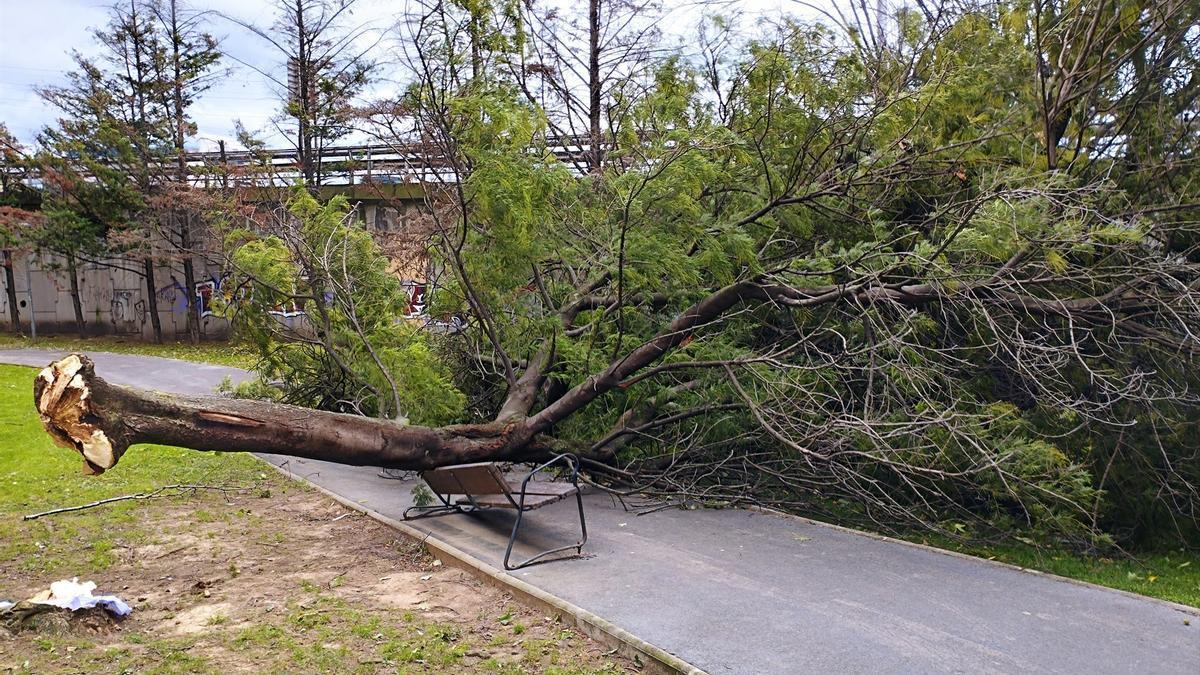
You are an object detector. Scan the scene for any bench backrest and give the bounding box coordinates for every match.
[420,462,511,496]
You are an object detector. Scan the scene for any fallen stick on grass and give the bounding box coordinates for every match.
[23,484,238,520]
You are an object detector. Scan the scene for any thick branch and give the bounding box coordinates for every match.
[35,355,544,475]
[525,279,764,433]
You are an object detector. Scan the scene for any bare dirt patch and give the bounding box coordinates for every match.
[1,475,630,674]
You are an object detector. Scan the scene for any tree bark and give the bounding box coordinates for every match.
[587,0,603,173]
[3,249,20,333]
[66,252,86,338]
[35,354,547,476]
[295,0,316,187]
[143,257,163,343]
[166,0,201,346]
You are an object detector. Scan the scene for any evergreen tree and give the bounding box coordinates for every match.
[225,0,375,186]
[0,123,37,333]
[152,0,222,343]
[36,0,221,342]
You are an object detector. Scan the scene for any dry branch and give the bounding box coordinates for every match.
[22,484,236,520]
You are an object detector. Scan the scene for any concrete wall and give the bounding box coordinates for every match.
[0,198,431,341]
[4,252,232,340]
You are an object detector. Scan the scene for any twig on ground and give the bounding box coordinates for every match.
[22,484,241,520]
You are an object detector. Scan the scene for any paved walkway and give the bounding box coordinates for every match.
[0,348,252,395]
[4,348,1198,673]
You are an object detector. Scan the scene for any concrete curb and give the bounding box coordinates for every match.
[750,505,1200,618]
[261,457,707,675]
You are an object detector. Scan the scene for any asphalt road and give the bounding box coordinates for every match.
[3,348,1198,673]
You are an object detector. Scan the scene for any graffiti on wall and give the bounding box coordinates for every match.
[195,280,216,317]
[156,278,190,314]
[110,289,142,332]
[189,275,307,319]
[151,276,258,320]
[401,281,427,318]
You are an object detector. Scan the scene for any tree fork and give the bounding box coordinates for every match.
[35,354,549,476]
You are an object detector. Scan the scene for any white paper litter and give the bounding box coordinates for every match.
[30,578,133,616]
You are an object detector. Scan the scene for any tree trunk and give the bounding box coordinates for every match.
[143,257,163,343]
[587,0,603,173]
[218,140,228,189]
[66,252,85,338]
[180,214,200,345]
[168,0,200,347]
[3,250,20,333]
[295,0,315,188]
[35,354,548,476]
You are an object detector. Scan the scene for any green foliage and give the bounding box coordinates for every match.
[410,482,435,507]
[401,0,1200,552]
[222,188,464,424]
[34,0,219,246]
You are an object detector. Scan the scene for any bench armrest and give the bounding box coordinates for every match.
[516,454,579,509]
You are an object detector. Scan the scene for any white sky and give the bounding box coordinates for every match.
[0,0,810,152]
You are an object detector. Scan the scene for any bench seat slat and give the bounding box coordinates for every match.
[518,482,579,497]
[420,464,510,496]
[457,491,571,510]
[421,467,579,499]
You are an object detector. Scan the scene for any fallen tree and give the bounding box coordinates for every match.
[31,1,1200,549]
[35,272,900,474]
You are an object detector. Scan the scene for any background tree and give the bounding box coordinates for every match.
[36,0,222,342]
[0,123,38,333]
[90,0,171,342]
[152,0,222,344]
[34,49,139,338]
[36,1,167,340]
[224,0,377,186]
[514,0,667,173]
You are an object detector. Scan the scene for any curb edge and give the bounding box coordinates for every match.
[260,457,708,675]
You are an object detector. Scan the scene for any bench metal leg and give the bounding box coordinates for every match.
[402,503,463,520]
[403,492,475,520]
[503,489,588,571]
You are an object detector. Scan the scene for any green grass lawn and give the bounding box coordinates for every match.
[0,363,265,582]
[0,334,258,369]
[912,534,1200,608]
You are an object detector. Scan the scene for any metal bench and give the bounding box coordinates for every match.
[402,454,588,570]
